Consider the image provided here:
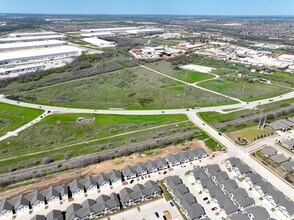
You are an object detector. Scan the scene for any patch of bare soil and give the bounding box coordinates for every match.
[0,141,207,200]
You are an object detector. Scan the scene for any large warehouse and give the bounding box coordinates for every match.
[81,27,138,33]
[0,64,46,76]
[9,31,57,37]
[0,46,86,65]
[81,32,116,38]
[83,38,116,47]
[126,28,165,35]
[0,40,68,52]
[0,35,66,43]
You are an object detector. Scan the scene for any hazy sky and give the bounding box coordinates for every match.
[1,0,294,16]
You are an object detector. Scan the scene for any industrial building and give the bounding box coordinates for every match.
[126,28,165,35]
[81,32,116,38]
[0,40,67,52]
[0,46,86,65]
[81,27,138,33]
[83,38,116,48]
[0,64,46,76]
[9,32,56,38]
[0,35,66,44]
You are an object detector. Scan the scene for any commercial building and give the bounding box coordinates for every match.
[81,32,116,38]
[9,32,56,38]
[0,35,66,44]
[0,40,67,52]
[83,37,116,48]
[81,27,138,33]
[0,46,86,65]
[0,64,46,77]
[126,28,165,35]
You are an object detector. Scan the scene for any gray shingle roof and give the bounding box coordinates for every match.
[46,209,63,220]
[0,199,13,212]
[94,173,110,185]
[280,160,294,172]
[270,154,290,164]
[69,179,84,192]
[260,146,277,157]
[245,173,263,185]
[153,157,167,168]
[30,215,46,220]
[80,176,97,189]
[246,206,270,220]
[81,199,96,208]
[122,165,136,177]
[107,170,122,182]
[231,212,250,220]
[187,203,205,219]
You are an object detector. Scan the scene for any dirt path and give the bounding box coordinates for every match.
[0,140,206,200]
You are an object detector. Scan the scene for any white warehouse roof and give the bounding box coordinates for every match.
[81,32,116,38]
[83,38,116,47]
[0,35,66,43]
[0,40,67,51]
[126,28,165,34]
[81,27,138,33]
[0,46,85,64]
[9,32,56,37]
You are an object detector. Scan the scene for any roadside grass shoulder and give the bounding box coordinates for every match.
[0,102,43,136]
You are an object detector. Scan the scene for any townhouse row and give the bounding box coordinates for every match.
[30,180,162,220]
[0,147,207,219]
[191,164,273,220]
[164,175,205,220]
[259,146,293,173]
[226,157,294,219]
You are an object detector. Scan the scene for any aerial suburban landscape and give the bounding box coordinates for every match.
[0,0,293,220]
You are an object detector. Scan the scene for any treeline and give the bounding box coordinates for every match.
[0,52,139,92]
[0,131,197,188]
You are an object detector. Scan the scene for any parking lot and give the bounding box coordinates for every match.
[103,198,183,220]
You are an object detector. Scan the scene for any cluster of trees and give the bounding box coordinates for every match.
[0,52,140,93]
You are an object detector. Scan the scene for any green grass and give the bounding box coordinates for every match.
[145,61,214,83]
[13,66,235,110]
[247,71,294,88]
[0,113,196,174]
[0,102,43,136]
[198,76,290,102]
[198,98,294,132]
[0,113,188,158]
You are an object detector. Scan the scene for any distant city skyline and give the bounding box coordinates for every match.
[1,0,294,16]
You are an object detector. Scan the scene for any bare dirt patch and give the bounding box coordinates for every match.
[0,140,207,200]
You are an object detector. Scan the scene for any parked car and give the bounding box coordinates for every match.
[170,201,175,207]
[211,207,217,211]
[130,180,134,184]
[203,197,208,201]
[155,212,159,218]
[163,171,167,174]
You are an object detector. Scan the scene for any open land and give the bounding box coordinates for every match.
[11,66,235,109]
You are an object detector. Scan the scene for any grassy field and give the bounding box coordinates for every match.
[0,113,190,173]
[13,66,234,109]
[0,103,43,136]
[227,126,274,144]
[0,112,223,174]
[198,76,290,102]
[145,61,214,83]
[248,71,294,88]
[198,98,294,132]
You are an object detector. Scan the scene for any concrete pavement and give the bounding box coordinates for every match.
[186,112,294,201]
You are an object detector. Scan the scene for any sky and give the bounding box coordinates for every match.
[0,0,294,16]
